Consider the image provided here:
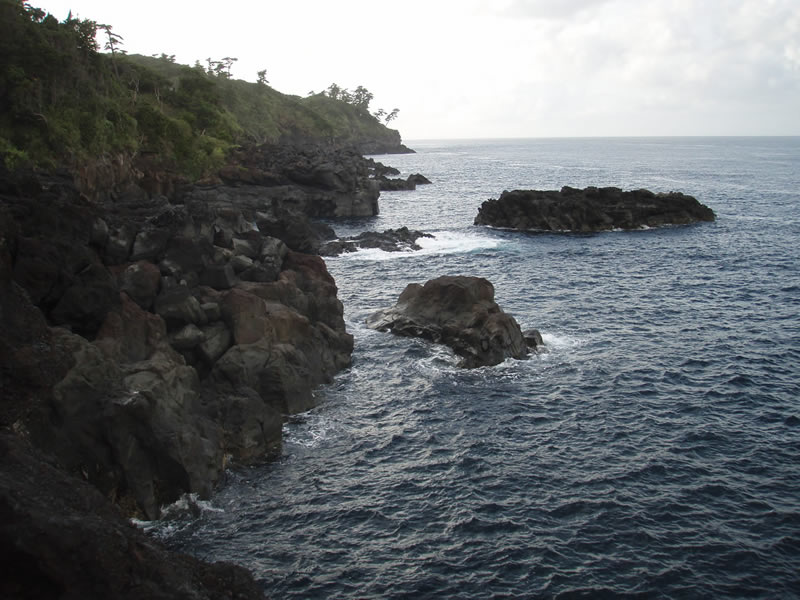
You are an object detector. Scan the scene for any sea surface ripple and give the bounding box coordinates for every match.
[156,138,800,598]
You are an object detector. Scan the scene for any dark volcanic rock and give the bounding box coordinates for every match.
[194,143,381,218]
[0,433,264,600]
[0,145,371,593]
[474,186,716,232]
[407,173,432,186]
[255,206,327,254]
[319,226,433,256]
[376,173,433,191]
[1,163,354,521]
[366,275,529,368]
[523,328,545,352]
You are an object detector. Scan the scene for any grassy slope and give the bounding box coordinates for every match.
[0,1,404,178]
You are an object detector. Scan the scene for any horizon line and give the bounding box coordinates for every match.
[404,134,800,142]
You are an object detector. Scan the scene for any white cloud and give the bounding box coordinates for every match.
[36,0,800,138]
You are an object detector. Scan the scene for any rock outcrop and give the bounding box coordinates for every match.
[1,163,352,520]
[205,143,380,218]
[474,186,716,232]
[366,275,534,368]
[319,227,433,256]
[376,173,432,191]
[0,433,264,600]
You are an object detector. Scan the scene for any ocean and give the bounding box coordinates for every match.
[154,137,800,598]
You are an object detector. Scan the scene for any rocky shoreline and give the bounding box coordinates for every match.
[0,142,404,597]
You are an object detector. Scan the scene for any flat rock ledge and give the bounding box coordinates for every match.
[320,227,433,256]
[366,275,539,368]
[474,186,716,232]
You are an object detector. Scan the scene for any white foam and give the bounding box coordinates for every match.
[416,230,501,255]
[130,492,224,530]
[540,332,586,350]
[331,231,502,262]
[283,415,336,449]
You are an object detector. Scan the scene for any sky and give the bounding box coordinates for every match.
[39,0,800,141]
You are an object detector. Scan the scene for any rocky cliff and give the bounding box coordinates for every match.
[0,137,404,596]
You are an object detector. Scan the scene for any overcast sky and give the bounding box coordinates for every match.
[40,0,800,140]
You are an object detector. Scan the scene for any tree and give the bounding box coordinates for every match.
[256,69,268,85]
[99,23,124,77]
[385,108,399,123]
[352,85,373,111]
[326,82,342,100]
[206,56,237,78]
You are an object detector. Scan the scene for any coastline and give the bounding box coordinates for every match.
[0,138,414,597]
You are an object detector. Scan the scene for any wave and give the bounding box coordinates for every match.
[330,230,502,262]
[540,332,586,350]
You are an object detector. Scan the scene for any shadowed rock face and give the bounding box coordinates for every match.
[474,186,716,232]
[0,433,264,600]
[0,137,418,596]
[366,275,529,368]
[202,143,381,218]
[0,164,353,521]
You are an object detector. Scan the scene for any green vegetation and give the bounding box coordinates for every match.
[0,0,403,178]
[322,83,399,124]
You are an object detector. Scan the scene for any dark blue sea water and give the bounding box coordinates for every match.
[156,138,800,598]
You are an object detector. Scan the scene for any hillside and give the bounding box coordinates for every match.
[0,0,411,179]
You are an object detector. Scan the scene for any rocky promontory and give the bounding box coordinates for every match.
[0,148,360,522]
[366,275,537,368]
[190,143,381,218]
[474,186,716,232]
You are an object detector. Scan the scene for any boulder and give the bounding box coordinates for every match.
[474,186,716,232]
[255,207,326,254]
[170,324,206,351]
[104,223,137,265]
[407,173,432,186]
[240,264,279,283]
[202,387,283,461]
[523,328,545,352]
[12,236,64,305]
[197,321,233,365]
[201,301,222,322]
[230,254,255,274]
[201,263,237,290]
[212,340,317,416]
[232,236,261,259]
[118,260,161,309]
[48,327,226,519]
[154,287,208,328]
[49,260,119,336]
[95,293,179,364]
[130,228,170,262]
[367,275,529,368]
